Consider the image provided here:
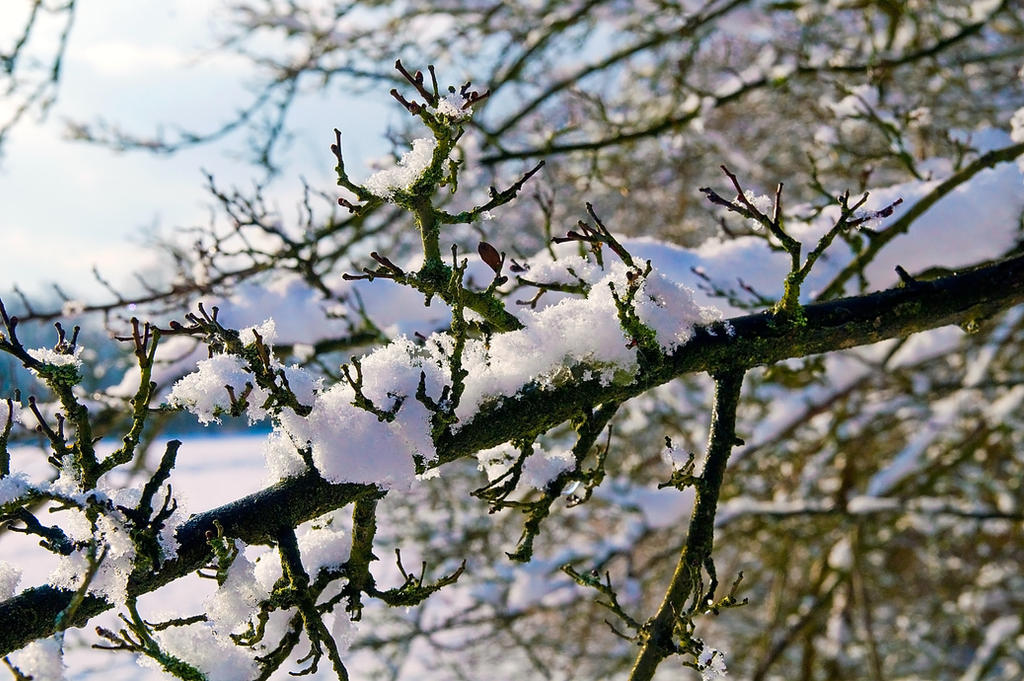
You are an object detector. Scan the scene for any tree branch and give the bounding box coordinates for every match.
[628,369,744,681]
[2,252,1023,655]
[0,473,379,655]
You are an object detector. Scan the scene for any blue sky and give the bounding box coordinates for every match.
[1,2,392,301]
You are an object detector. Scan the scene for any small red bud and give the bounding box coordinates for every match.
[478,241,502,274]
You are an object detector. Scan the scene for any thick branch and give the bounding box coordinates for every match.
[816,141,1024,300]
[434,252,1024,464]
[2,252,1023,654]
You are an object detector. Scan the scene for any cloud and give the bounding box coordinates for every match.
[77,42,190,77]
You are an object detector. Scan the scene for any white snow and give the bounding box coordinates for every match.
[743,190,774,222]
[235,257,722,490]
[251,519,351,591]
[521,448,575,489]
[167,353,263,425]
[959,615,1021,681]
[825,84,878,118]
[661,440,691,471]
[1010,104,1024,175]
[0,472,31,507]
[263,427,308,480]
[432,92,470,121]
[827,538,852,570]
[331,609,358,655]
[278,336,442,489]
[2,100,1023,681]
[295,521,351,572]
[48,509,136,605]
[27,347,82,368]
[474,444,517,482]
[846,496,900,514]
[622,133,1024,309]
[0,560,21,600]
[205,545,271,633]
[865,391,965,497]
[633,269,723,351]
[363,137,438,199]
[9,637,65,681]
[148,621,258,681]
[212,275,357,346]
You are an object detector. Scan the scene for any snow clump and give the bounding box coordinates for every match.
[698,646,728,681]
[432,92,470,120]
[363,137,437,199]
[167,320,321,426]
[143,621,258,681]
[205,545,271,633]
[47,507,136,604]
[521,448,576,489]
[9,637,65,681]
[0,472,31,508]
[27,347,82,368]
[0,560,22,600]
[167,354,261,425]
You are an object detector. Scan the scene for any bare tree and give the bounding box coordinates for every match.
[0,0,77,157]
[2,2,1024,680]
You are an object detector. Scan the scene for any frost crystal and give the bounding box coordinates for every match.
[364,137,437,199]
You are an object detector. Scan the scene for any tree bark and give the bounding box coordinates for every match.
[628,369,744,681]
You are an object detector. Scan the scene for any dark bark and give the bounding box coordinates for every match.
[628,369,745,681]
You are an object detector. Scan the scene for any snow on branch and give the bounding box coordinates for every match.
[3,56,1024,681]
